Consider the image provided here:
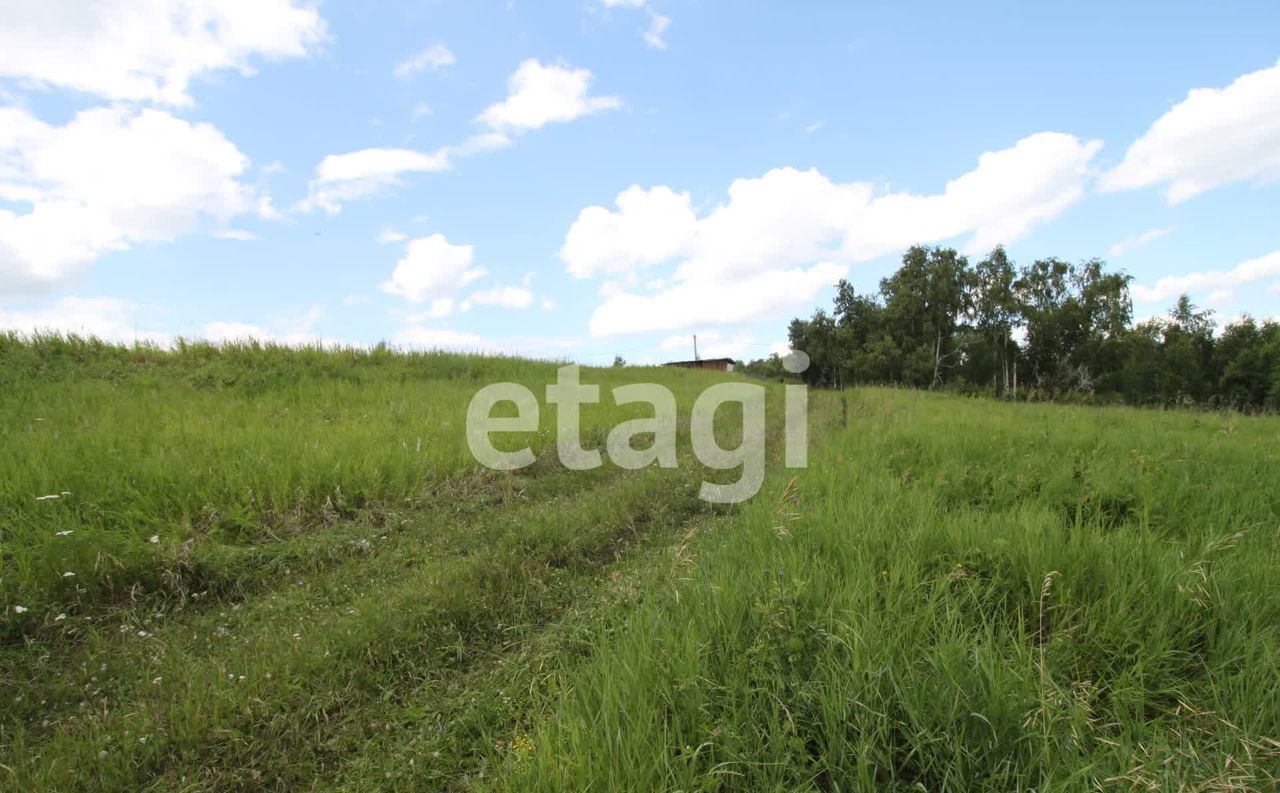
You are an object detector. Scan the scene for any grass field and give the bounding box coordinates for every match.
[2,335,1278,791]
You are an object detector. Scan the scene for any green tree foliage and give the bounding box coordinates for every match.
[786,245,1280,411]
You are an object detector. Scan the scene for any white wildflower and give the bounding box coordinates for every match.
[12,605,27,614]
[148,535,160,544]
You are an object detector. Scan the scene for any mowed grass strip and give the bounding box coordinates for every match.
[485,390,1280,792]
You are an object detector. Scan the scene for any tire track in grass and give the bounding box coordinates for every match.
[1,459,717,791]
[0,459,622,727]
[310,392,844,792]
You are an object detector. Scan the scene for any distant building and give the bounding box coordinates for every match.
[662,357,735,372]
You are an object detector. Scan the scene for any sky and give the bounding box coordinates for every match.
[2,0,1279,365]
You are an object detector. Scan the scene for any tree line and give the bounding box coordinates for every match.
[739,245,1280,411]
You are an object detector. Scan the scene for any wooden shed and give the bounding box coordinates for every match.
[662,357,735,372]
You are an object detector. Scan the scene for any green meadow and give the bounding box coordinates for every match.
[2,335,1277,791]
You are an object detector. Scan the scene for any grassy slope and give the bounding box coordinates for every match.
[490,391,1280,792]
[0,334,751,626]
[3,337,1279,791]
[1,335,797,790]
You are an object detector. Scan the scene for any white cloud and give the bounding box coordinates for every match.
[381,234,487,304]
[477,59,620,134]
[802,121,825,134]
[644,12,671,49]
[305,59,610,212]
[0,296,351,347]
[0,0,325,106]
[600,0,671,49]
[302,134,511,213]
[201,303,347,345]
[1132,250,1280,304]
[394,44,456,79]
[562,185,698,278]
[1100,59,1280,203]
[1106,227,1173,258]
[564,132,1100,335]
[316,148,448,183]
[424,298,455,319]
[0,296,170,344]
[301,147,448,213]
[1206,289,1233,307]
[590,262,847,336]
[377,227,408,244]
[0,105,262,294]
[566,133,1098,283]
[541,297,559,311]
[467,285,535,309]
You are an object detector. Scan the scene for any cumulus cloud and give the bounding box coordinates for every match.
[1132,250,1280,305]
[563,132,1101,335]
[394,43,456,79]
[0,105,263,294]
[562,186,698,278]
[590,262,848,336]
[381,234,487,304]
[0,0,325,106]
[477,59,620,134]
[1100,59,1280,203]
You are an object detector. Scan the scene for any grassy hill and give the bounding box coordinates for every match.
[2,335,1277,791]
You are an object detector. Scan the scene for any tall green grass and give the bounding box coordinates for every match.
[3,335,1277,791]
[491,391,1280,791]
[0,334,750,630]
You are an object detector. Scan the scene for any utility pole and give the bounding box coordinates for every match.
[693,334,699,361]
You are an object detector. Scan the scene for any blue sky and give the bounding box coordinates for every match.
[2,1,1279,364]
